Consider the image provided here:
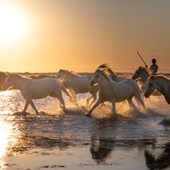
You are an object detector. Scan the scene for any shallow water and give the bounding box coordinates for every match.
[0,90,170,170]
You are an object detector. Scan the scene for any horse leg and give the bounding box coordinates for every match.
[87,94,98,107]
[136,96,146,110]
[89,96,97,107]
[69,89,79,106]
[134,92,146,110]
[88,87,98,106]
[111,99,116,115]
[57,94,66,110]
[23,100,30,113]
[22,100,30,118]
[85,98,102,116]
[86,95,93,106]
[30,100,39,114]
[127,97,137,111]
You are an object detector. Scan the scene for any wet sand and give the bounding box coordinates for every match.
[3,143,153,170]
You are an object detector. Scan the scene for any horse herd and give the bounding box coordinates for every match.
[1,64,170,117]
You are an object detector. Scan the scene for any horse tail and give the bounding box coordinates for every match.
[61,85,76,104]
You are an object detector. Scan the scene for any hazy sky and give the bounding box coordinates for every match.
[0,0,170,73]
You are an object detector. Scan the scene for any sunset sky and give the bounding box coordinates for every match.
[0,0,170,73]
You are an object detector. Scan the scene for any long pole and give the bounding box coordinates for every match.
[137,51,148,67]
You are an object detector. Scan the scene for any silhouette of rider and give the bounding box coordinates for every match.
[149,58,159,74]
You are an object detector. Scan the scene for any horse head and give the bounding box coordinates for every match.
[90,66,111,86]
[1,74,16,90]
[57,69,78,81]
[132,66,151,81]
[57,69,65,80]
[144,76,156,98]
[90,70,100,86]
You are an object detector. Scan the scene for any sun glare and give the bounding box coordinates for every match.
[0,122,10,158]
[0,90,12,96]
[0,1,29,47]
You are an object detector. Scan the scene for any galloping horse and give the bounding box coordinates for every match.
[57,69,99,106]
[144,75,170,104]
[85,65,145,116]
[57,66,120,106]
[1,74,73,114]
[132,66,161,96]
[132,66,152,91]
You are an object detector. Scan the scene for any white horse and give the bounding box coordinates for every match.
[85,66,145,116]
[132,66,152,91]
[144,75,170,104]
[132,66,161,96]
[57,69,98,106]
[1,74,73,114]
[57,66,120,106]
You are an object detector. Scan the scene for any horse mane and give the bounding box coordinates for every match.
[138,66,152,75]
[97,64,117,81]
[59,69,79,78]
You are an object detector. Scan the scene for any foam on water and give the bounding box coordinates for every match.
[0,89,169,117]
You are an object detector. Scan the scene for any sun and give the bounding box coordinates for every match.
[0,1,28,47]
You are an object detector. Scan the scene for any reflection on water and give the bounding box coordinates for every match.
[0,121,11,168]
[0,91,23,169]
[90,136,157,164]
[0,122,9,158]
[0,117,18,169]
[90,136,114,164]
[0,90,170,169]
[145,142,170,170]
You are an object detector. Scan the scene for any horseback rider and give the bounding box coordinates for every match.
[149,58,159,75]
